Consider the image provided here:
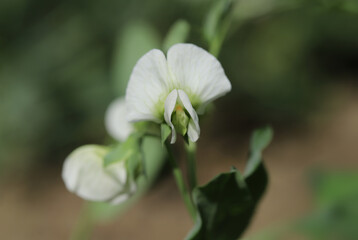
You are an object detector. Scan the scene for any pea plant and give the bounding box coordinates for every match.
[62,1,273,239]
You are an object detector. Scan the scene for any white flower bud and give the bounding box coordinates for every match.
[62,145,135,204]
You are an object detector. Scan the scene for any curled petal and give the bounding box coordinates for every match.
[187,119,199,143]
[62,145,133,204]
[167,43,232,113]
[178,90,200,142]
[164,89,178,143]
[126,49,170,122]
[105,97,134,142]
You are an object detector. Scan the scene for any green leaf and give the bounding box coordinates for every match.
[186,170,253,240]
[111,21,161,96]
[186,127,272,240]
[161,124,171,146]
[162,19,190,52]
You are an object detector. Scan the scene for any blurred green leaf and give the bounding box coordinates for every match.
[162,19,190,52]
[111,21,161,96]
[310,171,358,206]
[204,0,234,56]
[296,171,358,240]
[342,1,358,13]
[186,127,272,240]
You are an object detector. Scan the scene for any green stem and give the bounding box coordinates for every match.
[165,142,196,220]
[185,141,197,191]
[70,202,94,240]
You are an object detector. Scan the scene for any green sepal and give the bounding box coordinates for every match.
[104,132,143,179]
[186,126,273,240]
[161,123,171,146]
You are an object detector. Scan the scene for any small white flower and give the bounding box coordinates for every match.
[105,97,134,142]
[126,43,231,143]
[62,145,136,204]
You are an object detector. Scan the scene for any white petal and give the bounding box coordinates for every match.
[167,43,231,113]
[188,119,199,142]
[177,90,200,142]
[105,97,134,142]
[62,145,127,202]
[126,49,171,122]
[164,89,178,144]
[110,194,130,205]
[110,181,137,204]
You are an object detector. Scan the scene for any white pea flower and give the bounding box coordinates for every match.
[126,43,231,143]
[62,145,136,204]
[105,97,134,142]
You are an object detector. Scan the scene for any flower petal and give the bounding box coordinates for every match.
[62,145,127,202]
[164,89,178,143]
[177,89,200,142]
[105,97,134,142]
[126,49,171,122]
[188,119,199,142]
[110,180,137,204]
[167,43,232,113]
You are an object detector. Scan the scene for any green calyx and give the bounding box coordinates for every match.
[172,105,190,136]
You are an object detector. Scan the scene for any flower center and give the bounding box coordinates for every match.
[171,104,190,136]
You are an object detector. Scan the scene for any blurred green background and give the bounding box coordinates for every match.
[0,0,357,239]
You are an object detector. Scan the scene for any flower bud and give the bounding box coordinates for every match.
[62,145,136,204]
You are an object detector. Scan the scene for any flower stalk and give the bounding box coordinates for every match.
[165,141,197,220]
[185,141,197,191]
[70,203,94,240]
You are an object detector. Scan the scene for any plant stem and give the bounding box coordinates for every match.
[165,142,196,220]
[70,202,94,240]
[185,141,197,191]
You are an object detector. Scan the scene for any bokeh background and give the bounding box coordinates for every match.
[0,0,357,239]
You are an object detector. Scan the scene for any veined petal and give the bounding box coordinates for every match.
[126,49,170,123]
[105,97,134,142]
[62,145,127,202]
[164,89,178,143]
[167,43,232,113]
[178,89,200,142]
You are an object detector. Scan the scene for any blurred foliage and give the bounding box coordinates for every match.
[220,0,358,128]
[0,0,357,175]
[296,171,358,240]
